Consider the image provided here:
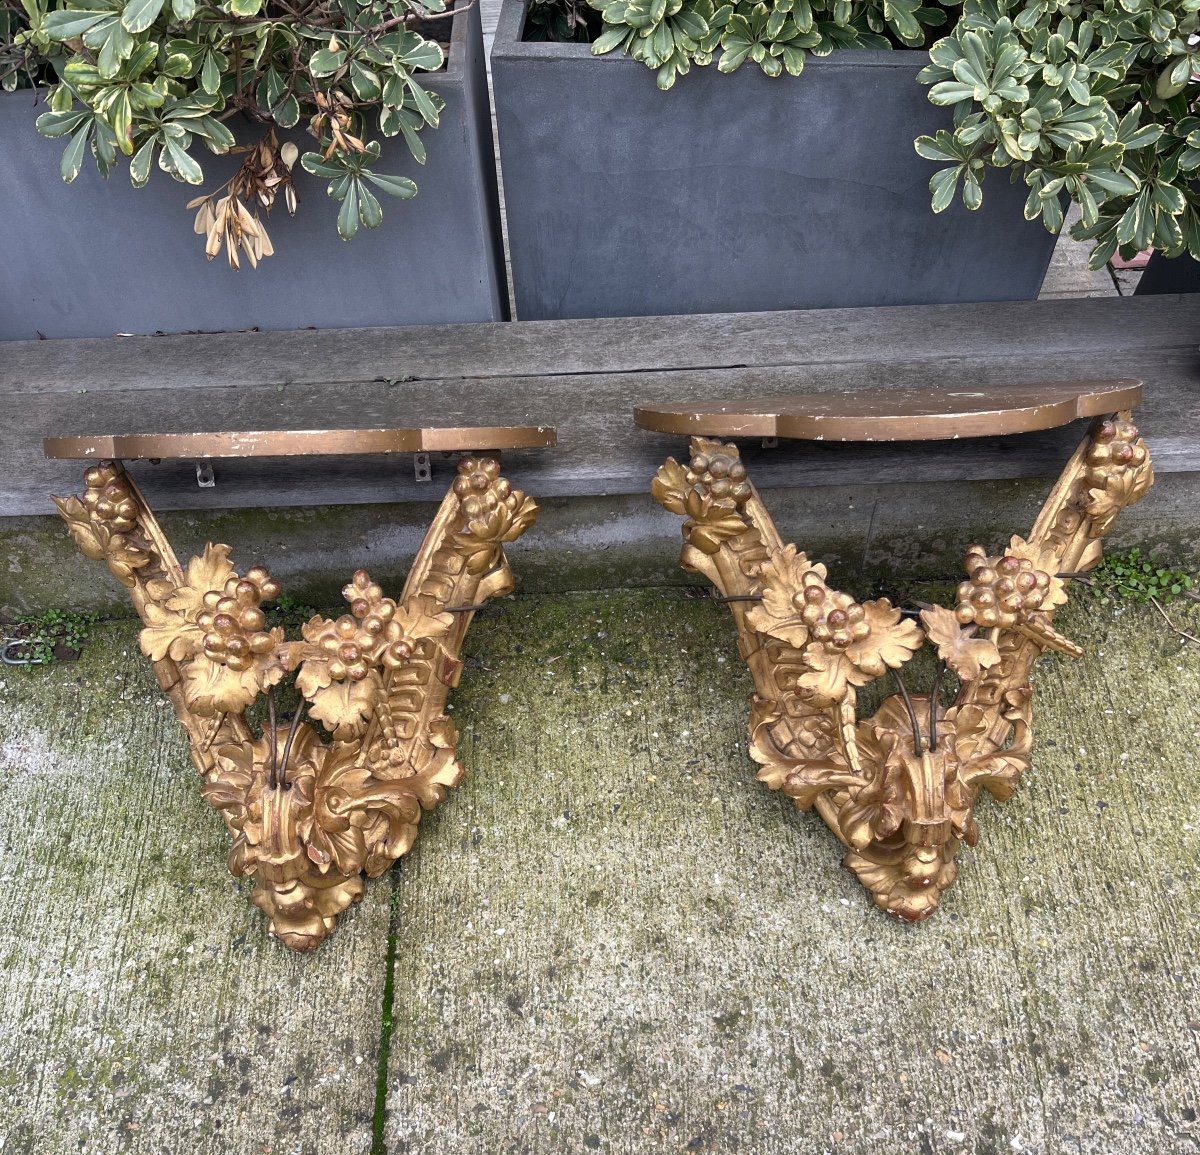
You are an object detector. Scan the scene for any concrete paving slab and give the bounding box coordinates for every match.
[382,588,1200,1155]
[0,626,392,1155]
[3,585,1197,1155]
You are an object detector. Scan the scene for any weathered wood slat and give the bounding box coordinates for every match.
[3,296,1198,394]
[6,344,1196,515]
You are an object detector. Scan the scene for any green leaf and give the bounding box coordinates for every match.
[1151,181,1185,216]
[393,35,443,71]
[36,109,91,138]
[357,181,383,228]
[301,152,345,179]
[42,8,108,40]
[363,170,418,198]
[161,51,192,78]
[929,165,961,213]
[592,24,629,54]
[407,80,440,127]
[129,135,155,185]
[1084,169,1138,196]
[350,62,381,101]
[391,107,426,162]
[962,170,982,210]
[120,0,163,34]
[200,51,221,94]
[60,122,92,181]
[171,0,194,18]
[96,18,133,78]
[337,181,360,240]
[273,94,299,129]
[161,133,203,183]
[308,47,346,77]
[227,0,262,14]
[928,80,976,105]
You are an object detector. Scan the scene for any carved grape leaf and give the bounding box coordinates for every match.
[746,544,828,648]
[140,600,203,663]
[798,601,923,702]
[168,543,236,615]
[302,672,381,738]
[182,649,285,716]
[651,458,689,516]
[53,495,106,560]
[919,604,1001,680]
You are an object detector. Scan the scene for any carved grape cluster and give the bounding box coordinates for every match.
[199,566,281,672]
[686,447,753,507]
[956,548,1051,630]
[453,457,508,519]
[790,577,872,653]
[305,570,435,687]
[342,569,417,672]
[1086,417,1146,477]
[81,464,139,532]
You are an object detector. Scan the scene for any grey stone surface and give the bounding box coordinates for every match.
[3,585,1199,1154]
[382,588,1200,1155]
[1036,206,1119,300]
[0,626,391,1155]
[490,0,1058,321]
[0,1,506,341]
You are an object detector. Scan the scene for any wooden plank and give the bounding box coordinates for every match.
[3,296,1198,395]
[5,346,1194,516]
[635,379,1143,441]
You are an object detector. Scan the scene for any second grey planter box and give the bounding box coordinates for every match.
[0,2,505,340]
[491,0,1058,320]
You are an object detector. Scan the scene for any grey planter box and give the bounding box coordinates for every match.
[1135,250,1200,294]
[0,2,505,340]
[491,0,1058,320]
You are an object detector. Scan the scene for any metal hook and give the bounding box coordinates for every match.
[2,637,47,665]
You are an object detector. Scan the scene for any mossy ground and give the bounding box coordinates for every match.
[1,586,1198,1154]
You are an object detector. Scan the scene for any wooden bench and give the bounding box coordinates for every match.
[2,296,1198,621]
[43,424,555,953]
[638,382,1153,923]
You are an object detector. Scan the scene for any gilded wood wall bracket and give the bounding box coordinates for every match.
[45,427,552,951]
[640,386,1153,920]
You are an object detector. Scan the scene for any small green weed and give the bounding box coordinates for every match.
[3,609,99,664]
[1089,548,1196,606]
[266,593,318,632]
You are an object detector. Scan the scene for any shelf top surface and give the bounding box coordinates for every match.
[634,379,1143,441]
[42,425,558,461]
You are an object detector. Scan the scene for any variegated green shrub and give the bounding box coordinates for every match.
[916,0,1200,266]
[587,0,949,89]
[0,0,451,258]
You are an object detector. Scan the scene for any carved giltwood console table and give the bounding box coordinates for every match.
[44,425,555,952]
[637,382,1153,921]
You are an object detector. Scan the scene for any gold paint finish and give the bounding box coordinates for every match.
[635,379,1143,441]
[51,448,541,951]
[650,406,1153,921]
[43,425,557,461]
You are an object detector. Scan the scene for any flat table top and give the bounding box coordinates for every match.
[634,379,1143,441]
[42,425,557,461]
